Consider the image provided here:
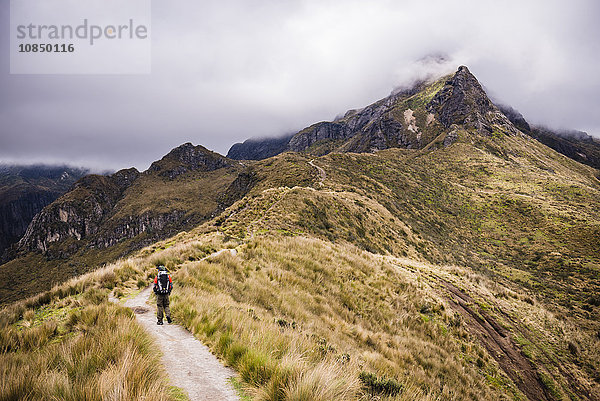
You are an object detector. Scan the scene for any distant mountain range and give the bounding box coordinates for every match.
[2,66,599,300]
[0,165,88,260]
[2,66,599,400]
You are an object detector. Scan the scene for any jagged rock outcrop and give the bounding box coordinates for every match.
[110,167,140,190]
[232,66,597,165]
[496,104,531,133]
[227,134,294,160]
[230,66,524,158]
[215,169,259,214]
[14,143,242,260]
[0,165,88,259]
[149,142,231,179]
[426,66,518,136]
[287,87,409,153]
[18,172,135,253]
[0,191,59,259]
[92,210,186,249]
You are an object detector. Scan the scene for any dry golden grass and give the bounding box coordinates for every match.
[3,137,599,400]
[166,234,519,400]
[399,254,600,399]
[0,244,202,401]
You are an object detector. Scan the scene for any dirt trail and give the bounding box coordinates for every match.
[309,159,326,185]
[115,249,240,401]
[441,281,553,401]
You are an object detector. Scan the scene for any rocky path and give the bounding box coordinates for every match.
[117,250,240,401]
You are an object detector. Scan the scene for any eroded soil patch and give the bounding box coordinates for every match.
[441,281,553,401]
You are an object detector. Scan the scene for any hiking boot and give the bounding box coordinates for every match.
[166,317,172,324]
[157,320,163,325]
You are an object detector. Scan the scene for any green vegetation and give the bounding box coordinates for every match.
[169,236,507,400]
[2,71,600,400]
[1,161,243,305]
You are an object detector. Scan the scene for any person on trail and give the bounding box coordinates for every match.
[153,265,173,325]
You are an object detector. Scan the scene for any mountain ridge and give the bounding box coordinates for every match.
[0,143,250,303]
[498,104,600,170]
[229,66,521,159]
[228,67,599,173]
[1,66,600,400]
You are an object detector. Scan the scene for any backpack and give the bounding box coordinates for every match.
[155,270,172,295]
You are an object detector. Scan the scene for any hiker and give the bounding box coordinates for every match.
[153,265,173,325]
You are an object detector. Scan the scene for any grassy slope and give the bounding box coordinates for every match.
[110,166,242,221]
[0,259,191,401]
[1,131,599,400]
[0,165,242,305]
[207,131,600,399]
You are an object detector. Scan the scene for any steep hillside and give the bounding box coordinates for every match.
[498,105,600,170]
[228,69,600,175]
[2,66,599,400]
[183,131,600,400]
[0,165,88,260]
[4,134,598,400]
[0,143,247,303]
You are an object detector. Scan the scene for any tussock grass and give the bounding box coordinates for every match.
[0,299,175,401]
[0,239,211,401]
[167,235,513,400]
[387,253,600,400]
[3,143,599,400]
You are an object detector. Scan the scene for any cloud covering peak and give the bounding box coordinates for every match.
[1,0,599,170]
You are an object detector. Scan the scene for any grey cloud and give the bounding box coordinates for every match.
[1,0,599,171]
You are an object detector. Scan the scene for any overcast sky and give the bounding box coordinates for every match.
[1,0,599,171]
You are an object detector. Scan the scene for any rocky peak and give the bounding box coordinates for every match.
[14,143,236,258]
[149,143,232,179]
[110,167,140,191]
[427,66,518,135]
[241,66,524,158]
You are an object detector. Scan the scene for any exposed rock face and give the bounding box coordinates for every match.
[227,66,596,167]
[227,134,294,160]
[236,66,524,158]
[18,173,132,253]
[443,129,459,147]
[92,210,186,249]
[343,116,409,152]
[0,165,88,259]
[288,122,350,151]
[0,191,58,259]
[287,90,405,153]
[215,169,259,214]
[498,105,600,170]
[526,128,600,169]
[496,104,531,133]
[111,167,140,190]
[426,66,518,136]
[14,143,241,261]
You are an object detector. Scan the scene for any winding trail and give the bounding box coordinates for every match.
[116,250,240,401]
[309,159,326,186]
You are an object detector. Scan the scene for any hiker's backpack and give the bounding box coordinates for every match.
[156,270,172,295]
